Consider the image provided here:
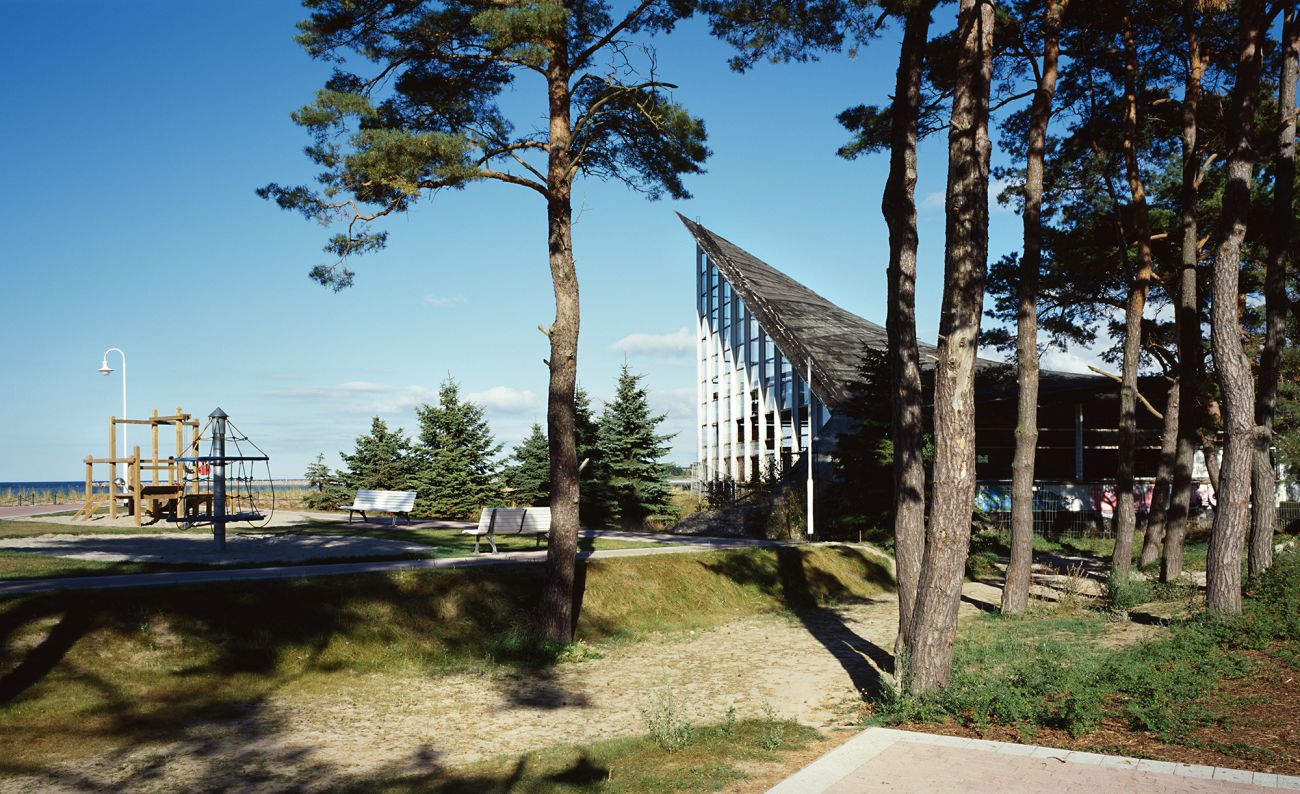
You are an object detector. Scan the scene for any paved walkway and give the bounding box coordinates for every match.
[0,530,789,597]
[769,728,1300,793]
[0,503,81,519]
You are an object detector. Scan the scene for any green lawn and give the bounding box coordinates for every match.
[332,717,824,793]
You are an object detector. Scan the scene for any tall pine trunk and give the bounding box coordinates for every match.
[1112,10,1157,583]
[882,2,931,657]
[1164,1,1206,584]
[540,45,584,643]
[1207,0,1266,615]
[1251,2,1297,576]
[1139,379,1178,568]
[907,0,993,693]
[1003,0,1067,616]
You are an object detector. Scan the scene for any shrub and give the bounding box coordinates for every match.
[1104,573,1153,614]
[640,686,695,752]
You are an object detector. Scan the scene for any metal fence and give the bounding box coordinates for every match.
[974,481,1225,539]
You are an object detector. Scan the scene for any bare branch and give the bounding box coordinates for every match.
[573,0,658,71]
[1088,365,1164,418]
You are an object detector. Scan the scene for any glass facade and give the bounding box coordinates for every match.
[696,247,826,483]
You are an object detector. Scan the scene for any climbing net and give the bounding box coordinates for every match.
[179,416,275,529]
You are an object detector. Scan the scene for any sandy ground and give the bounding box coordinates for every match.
[0,530,434,565]
[0,586,1013,793]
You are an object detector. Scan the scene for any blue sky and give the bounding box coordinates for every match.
[0,1,1093,481]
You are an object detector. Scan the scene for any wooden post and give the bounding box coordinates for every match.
[132,445,143,527]
[108,415,118,519]
[191,421,200,496]
[174,408,184,488]
[151,409,160,486]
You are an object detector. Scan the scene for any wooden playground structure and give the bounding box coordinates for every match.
[73,407,214,526]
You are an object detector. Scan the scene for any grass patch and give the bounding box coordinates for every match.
[969,526,1212,572]
[0,552,175,580]
[330,717,820,792]
[0,545,891,769]
[0,519,192,539]
[271,520,663,556]
[874,550,1300,745]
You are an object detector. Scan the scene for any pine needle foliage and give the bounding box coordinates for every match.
[304,452,350,510]
[504,423,551,506]
[340,417,418,494]
[412,377,503,519]
[592,364,675,526]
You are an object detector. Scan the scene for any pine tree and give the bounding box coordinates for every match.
[304,452,349,511]
[504,424,551,507]
[261,0,709,644]
[412,377,503,520]
[340,418,416,494]
[594,365,675,527]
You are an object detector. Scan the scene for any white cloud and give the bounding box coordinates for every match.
[1040,348,1103,375]
[267,381,437,415]
[611,327,695,355]
[921,191,945,211]
[989,177,1017,214]
[468,385,541,415]
[424,295,467,308]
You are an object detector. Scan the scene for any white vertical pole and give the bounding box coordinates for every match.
[807,360,815,538]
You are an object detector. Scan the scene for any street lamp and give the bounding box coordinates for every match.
[99,348,127,466]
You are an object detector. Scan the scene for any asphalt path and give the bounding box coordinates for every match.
[0,503,82,519]
[0,530,787,598]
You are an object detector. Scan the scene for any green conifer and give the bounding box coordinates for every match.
[339,418,416,494]
[594,365,675,526]
[412,377,503,519]
[303,451,349,511]
[504,424,550,507]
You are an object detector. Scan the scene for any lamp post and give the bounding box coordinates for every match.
[99,348,127,466]
[806,359,815,539]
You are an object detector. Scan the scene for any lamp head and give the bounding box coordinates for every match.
[98,360,113,376]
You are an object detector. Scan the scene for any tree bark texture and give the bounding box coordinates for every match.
[1164,0,1205,585]
[907,0,993,694]
[540,45,583,643]
[1251,2,1297,576]
[1207,0,1266,616]
[882,3,932,657]
[1112,11,1158,583]
[1003,0,1067,616]
[1140,379,1179,568]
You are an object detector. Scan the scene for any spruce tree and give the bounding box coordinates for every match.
[340,418,417,493]
[504,424,551,507]
[575,387,610,527]
[594,364,674,527]
[831,349,906,538]
[413,377,503,519]
[304,452,349,511]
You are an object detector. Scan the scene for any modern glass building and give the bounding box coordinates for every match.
[679,214,1174,493]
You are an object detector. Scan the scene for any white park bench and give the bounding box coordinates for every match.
[343,489,417,526]
[462,506,552,553]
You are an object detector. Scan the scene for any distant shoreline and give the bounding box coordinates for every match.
[2,480,311,490]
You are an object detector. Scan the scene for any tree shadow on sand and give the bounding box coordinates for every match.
[704,546,896,698]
